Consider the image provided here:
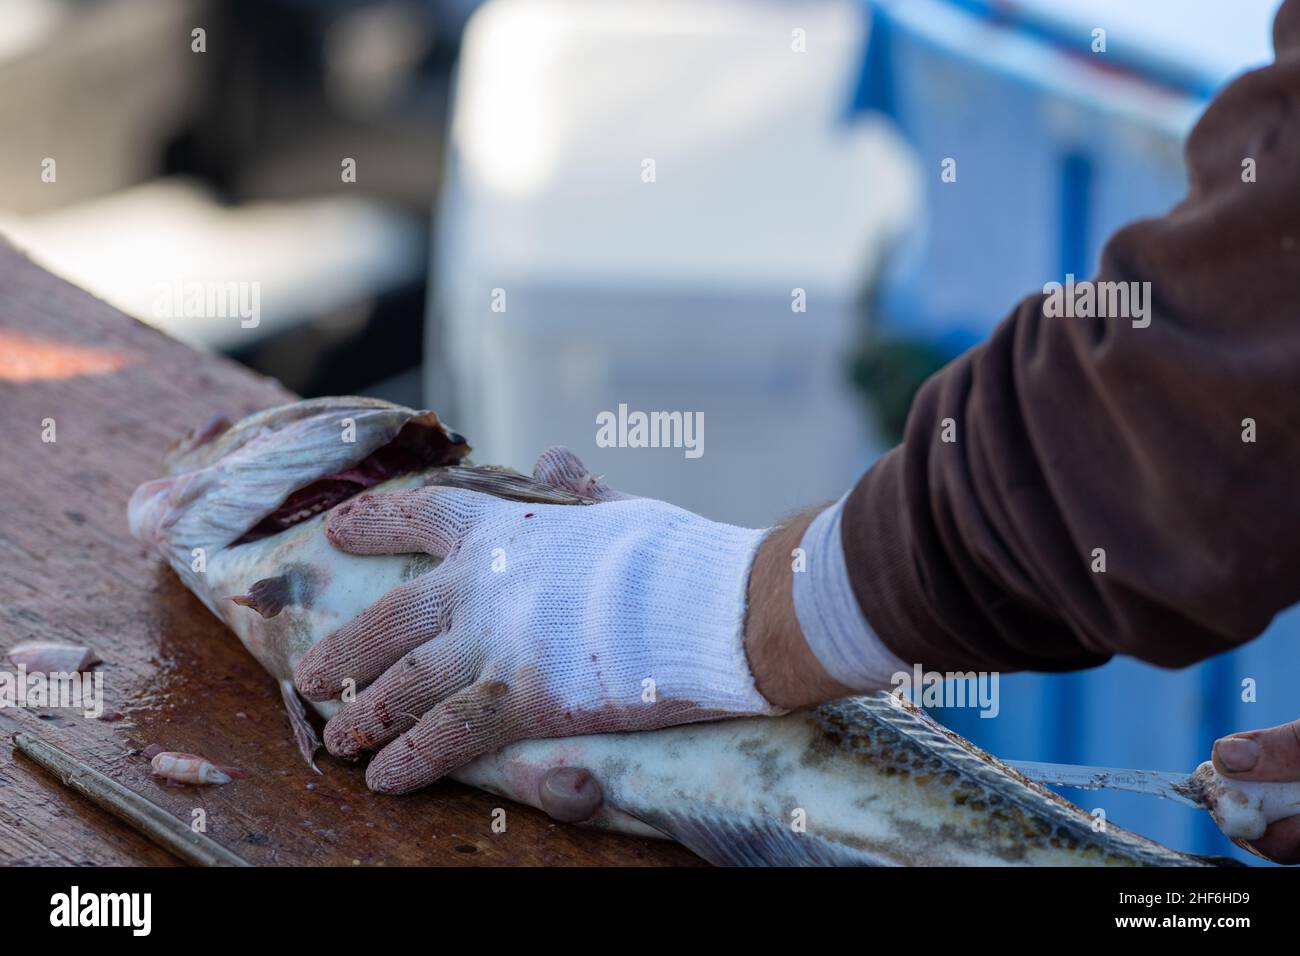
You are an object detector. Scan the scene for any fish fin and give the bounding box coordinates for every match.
[229,575,292,618]
[627,807,893,867]
[279,679,322,774]
[426,466,596,505]
[163,412,233,471]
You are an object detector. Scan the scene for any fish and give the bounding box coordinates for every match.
[128,396,1217,866]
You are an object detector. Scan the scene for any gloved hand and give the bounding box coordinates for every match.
[293,448,783,794]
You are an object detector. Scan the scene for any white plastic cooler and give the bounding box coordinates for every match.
[429,0,919,526]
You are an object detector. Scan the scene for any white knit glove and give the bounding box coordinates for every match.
[293,449,781,794]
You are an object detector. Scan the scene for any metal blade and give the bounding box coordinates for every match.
[1006,760,1205,809]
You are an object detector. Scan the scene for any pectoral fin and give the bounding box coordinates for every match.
[426,466,596,505]
[279,678,322,774]
[628,807,891,867]
[229,571,310,619]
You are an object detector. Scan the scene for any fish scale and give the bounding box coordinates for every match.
[820,695,1200,866]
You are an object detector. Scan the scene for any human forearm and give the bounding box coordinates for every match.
[839,0,1300,673]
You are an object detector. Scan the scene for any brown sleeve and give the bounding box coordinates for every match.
[841,0,1300,673]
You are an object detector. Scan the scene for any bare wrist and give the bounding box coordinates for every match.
[743,509,855,709]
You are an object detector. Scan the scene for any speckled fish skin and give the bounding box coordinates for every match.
[128,397,1213,867]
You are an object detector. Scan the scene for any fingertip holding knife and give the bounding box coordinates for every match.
[1006,758,1300,842]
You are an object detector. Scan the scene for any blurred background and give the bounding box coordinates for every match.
[0,0,1292,863]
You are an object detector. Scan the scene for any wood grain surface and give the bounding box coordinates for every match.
[0,239,699,866]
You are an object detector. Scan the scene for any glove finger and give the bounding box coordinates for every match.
[293,573,451,701]
[325,486,490,558]
[365,680,519,793]
[532,446,629,502]
[323,633,481,758]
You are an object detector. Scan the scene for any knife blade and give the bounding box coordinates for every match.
[1005,760,1205,809]
[1006,758,1300,841]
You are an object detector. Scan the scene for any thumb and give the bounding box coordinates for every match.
[537,766,604,823]
[1212,720,1300,864]
[1212,718,1300,781]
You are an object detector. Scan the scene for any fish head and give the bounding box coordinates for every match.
[127,396,470,586]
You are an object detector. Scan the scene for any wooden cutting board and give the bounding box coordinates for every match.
[0,240,699,866]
